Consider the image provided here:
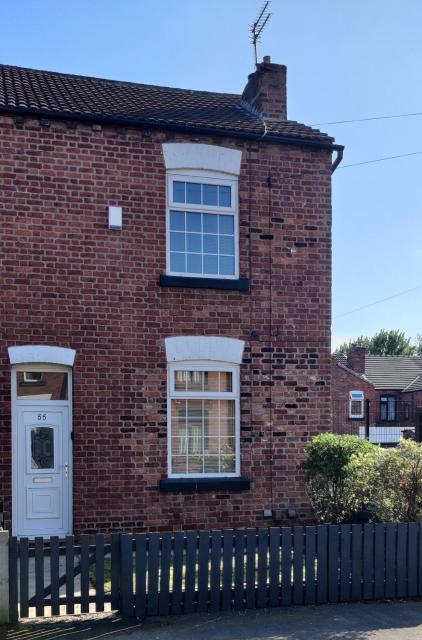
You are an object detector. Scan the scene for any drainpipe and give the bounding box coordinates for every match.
[331,145,344,174]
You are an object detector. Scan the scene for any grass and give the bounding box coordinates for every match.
[90,557,113,593]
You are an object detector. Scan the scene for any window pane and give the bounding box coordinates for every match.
[172,436,186,454]
[219,215,234,234]
[186,371,204,391]
[170,232,185,251]
[188,456,203,473]
[172,456,187,473]
[203,255,218,274]
[350,400,363,416]
[174,372,188,391]
[218,186,231,207]
[220,453,235,472]
[204,456,219,472]
[203,213,218,233]
[186,233,201,252]
[186,212,202,232]
[188,437,203,455]
[203,184,218,205]
[187,254,202,273]
[31,427,54,469]
[186,182,202,204]
[172,398,187,416]
[220,436,235,452]
[203,234,218,253]
[17,372,68,400]
[219,256,235,275]
[187,400,203,418]
[171,417,186,438]
[170,253,185,272]
[219,235,234,255]
[380,402,387,421]
[173,181,186,203]
[220,418,235,437]
[219,372,233,392]
[204,371,219,391]
[205,437,219,454]
[170,211,185,231]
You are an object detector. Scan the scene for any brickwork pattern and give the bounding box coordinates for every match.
[0,115,332,532]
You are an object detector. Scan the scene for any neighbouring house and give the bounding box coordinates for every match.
[0,58,342,537]
[332,345,422,444]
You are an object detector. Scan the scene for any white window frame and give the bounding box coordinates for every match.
[349,390,364,419]
[167,360,240,478]
[166,169,239,280]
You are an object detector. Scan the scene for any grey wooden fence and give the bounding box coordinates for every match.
[9,523,422,621]
[8,534,113,622]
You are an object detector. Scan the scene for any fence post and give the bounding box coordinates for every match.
[365,399,370,440]
[0,531,9,624]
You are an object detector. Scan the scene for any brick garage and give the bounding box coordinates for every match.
[0,61,339,534]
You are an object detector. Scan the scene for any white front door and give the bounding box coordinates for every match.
[12,367,72,538]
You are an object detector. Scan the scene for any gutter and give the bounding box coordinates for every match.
[1,105,338,152]
[331,145,344,173]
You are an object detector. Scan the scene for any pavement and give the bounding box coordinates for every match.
[3,601,422,640]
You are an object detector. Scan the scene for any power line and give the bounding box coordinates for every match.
[334,284,422,319]
[339,150,422,169]
[313,110,422,126]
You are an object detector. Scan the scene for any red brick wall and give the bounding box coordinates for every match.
[0,114,333,533]
[331,360,378,433]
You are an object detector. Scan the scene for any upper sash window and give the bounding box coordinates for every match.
[167,171,239,279]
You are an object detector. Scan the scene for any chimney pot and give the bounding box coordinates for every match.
[263,55,272,63]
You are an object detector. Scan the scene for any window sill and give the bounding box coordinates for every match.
[159,275,249,291]
[159,476,251,493]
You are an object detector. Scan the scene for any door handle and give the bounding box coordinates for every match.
[64,464,68,479]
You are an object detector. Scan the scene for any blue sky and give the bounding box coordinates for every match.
[2,0,422,350]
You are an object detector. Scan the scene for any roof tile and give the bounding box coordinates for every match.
[0,65,334,145]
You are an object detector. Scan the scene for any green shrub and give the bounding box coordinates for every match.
[303,435,422,523]
[302,433,374,523]
[365,440,422,522]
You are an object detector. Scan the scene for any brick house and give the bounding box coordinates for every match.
[0,59,342,536]
[332,345,422,443]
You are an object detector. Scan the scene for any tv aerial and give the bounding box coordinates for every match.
[250,1,272,66]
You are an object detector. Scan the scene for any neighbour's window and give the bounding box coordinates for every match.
[24,371,44,383]
[167,172,238,279]
[349,390,364,419]
[380,395,397,422]
[168,363,239,477]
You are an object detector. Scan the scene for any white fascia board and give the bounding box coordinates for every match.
[8,345,76,367]
[165,336,245,364]
[162,143,242,176]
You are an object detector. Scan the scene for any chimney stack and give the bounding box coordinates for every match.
[242,58,287,120]
[347,345,366,375]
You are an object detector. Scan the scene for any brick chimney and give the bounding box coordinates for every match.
[241,56,287,120]
[347,345,366,375]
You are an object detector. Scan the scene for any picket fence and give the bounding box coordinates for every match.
[8,522,422,621]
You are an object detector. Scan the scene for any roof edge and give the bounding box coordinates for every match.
[0,105,337,151]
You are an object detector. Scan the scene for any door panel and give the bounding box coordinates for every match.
[16,407,70,537]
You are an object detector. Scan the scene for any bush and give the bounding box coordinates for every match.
[367,440,422,522]
[303,435,422,524]
[302,433,374,523]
